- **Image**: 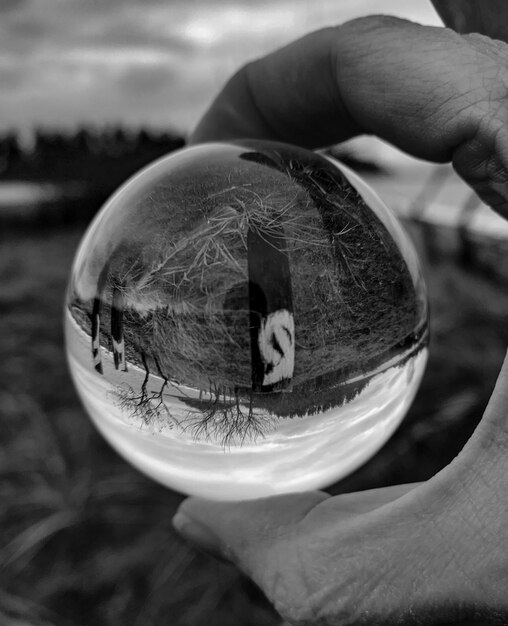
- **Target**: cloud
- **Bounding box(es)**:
[0,0,30,13]
[119,64,179,97]
[1,0,441,134]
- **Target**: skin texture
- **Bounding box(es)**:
[172,10,508,626]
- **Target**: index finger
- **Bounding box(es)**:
[190,24,360,149]
[189,15,508,216]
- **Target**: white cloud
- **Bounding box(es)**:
[62,47,179,68]
[1,0,442,134]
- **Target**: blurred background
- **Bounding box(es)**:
[1,1,508,625]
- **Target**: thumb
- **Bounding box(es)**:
[171,483,420,616]
[172,491,328,570]
[172,478,505,623]
[173,491,335,623]
[171,483,420,569]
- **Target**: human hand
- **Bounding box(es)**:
[174,16,508,625]
[189,15,508,219]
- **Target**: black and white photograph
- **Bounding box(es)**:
[2,1,508,624]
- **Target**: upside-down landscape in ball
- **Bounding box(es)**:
[65,140,429,500]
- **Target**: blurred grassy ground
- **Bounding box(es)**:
[1,220,507,626]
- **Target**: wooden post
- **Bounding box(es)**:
[91,263,109,374]
[247,227,295,392]
[111,284,126,371]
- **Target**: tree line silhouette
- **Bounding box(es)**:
[0,127,185,230]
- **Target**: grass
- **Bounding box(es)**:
[1,216,508,625]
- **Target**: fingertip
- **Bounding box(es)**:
[172,495,225,533]
[173,504,228,561]
[172,491,329,555]
[174,491,330,595]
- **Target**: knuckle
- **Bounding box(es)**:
[462,32,508,66]
[452,120,508,193]
[427,36,508,130]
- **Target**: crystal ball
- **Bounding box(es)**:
[65,140,429,500]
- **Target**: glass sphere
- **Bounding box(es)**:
[65,140,429,500]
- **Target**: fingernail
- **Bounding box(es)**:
[172,511,225,561]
